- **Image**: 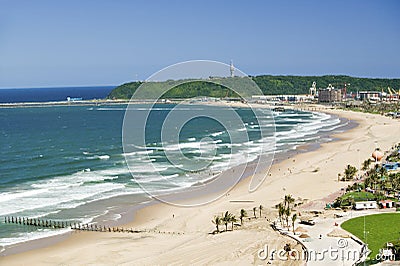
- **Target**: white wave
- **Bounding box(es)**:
[0,228,71,247]
[86,154,110,160]
[187,137,196,141]
[249,125,260,129]
[211,131,224,137]
[96,108,126,111]
[0,182,127,216]
[163,141,216,151]
[128,164,169,173]
[0,165,138,216]
[123,150,154,156]
[0,188,50,203]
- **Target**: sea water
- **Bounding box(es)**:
[0,91,345,249]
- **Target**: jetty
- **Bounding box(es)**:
[3,216,185,235]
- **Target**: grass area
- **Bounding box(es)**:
[341,213,400,261]
[335,191,377,207]
[341,191,376,201]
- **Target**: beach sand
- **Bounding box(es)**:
[2,106,399,265]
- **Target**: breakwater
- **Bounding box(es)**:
[3,216,184,235]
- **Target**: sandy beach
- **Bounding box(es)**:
[2,106,399,265]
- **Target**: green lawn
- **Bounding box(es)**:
[341,191,376,201]
[341,213,400,261]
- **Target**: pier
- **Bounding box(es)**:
[3,216,185,235]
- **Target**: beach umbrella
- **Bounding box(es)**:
[299,233,310,238]
[327,228,350,238]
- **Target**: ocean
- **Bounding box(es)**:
[0,86,114,103]
[0,87,346,251]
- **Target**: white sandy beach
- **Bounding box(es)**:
[2,106,400,265]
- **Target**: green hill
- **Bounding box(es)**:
[107,75,400,99]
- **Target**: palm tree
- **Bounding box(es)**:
[259,205,263,218]
[253,207,257,218]
[370,172,379,191]
[392,173,400,191]
[222,211,232,231]
[212,216,222,233]
[284,207,291,227]
[230,215,237,230]
[240,209,247,225]
[362,159,372,171]
[378,166,388,191]
[278,203,284,225]
[344,165,358,181]
[291,213,297,234]
[284,194,295,210]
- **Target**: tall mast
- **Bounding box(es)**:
[230,60,235,78]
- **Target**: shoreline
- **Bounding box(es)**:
[1,105,353,256]
[0,105,396,260]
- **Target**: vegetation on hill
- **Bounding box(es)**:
[107,75,400,99]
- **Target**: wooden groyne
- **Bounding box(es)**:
[4,216,71,229]
[3,216,185,235]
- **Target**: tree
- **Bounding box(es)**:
[259,205,263,218]
[240,209,247,225]
[278,203,284,225]
[284,207,291,228]
[222,211,232,232]
[292,213,297,234]
[378,166,387,189]
[370,171,379,190]
[230,215,237,231]
[109,75,400,99]
[343,165,358,181]
[212,216,222,233]
[284,195,295,210]
[362,159,372,171]
[253,207,257,218]
[391,173,400,191]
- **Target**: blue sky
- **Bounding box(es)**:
[0,0,399,88]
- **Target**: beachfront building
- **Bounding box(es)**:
[251,94,312,103]
[354,201,377,210]
[318,84,342,103]
[359,91,381,102]
[378,200,395,209]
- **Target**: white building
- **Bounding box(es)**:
[354,201,377,210]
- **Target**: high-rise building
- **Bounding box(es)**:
[318,84,342,103]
